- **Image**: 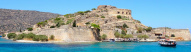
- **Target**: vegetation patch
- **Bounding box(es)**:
[101,16,105,18]
[7,33,17,39]
[100,34,107,40]
[117,15,122,19]
[91,23,100,29]
[137,35,149,39]
[50,35,55,40]
[27,28,33,31]
[64,14,75,18]
[66,18,75,24]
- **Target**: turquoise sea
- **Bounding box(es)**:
[0,38,191,52]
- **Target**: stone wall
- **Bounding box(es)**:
[31,26,97,42]
[152,28,191,40]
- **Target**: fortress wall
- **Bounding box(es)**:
[34,27,97,42]
[100,29,115,39]
[153,29,191,40]
[108,9,131,17]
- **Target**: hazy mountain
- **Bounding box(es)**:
[0,9,60,34]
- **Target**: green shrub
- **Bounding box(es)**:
[145,27,152,32]
[66,18,75,24]
[101,34,107,40]
[85,22,90,25]
[123,24,128,28]
[38,35,48,41]
[32,35,40,41]
[2,34,6,37]
[7,33,17,39]
[84,10,91,13]
[91,8,96,10]
[142,35,149,39]
[27,28,33,31]
[137,27,143,33]
[64,14,75,18]
[137,35,143,39]
[122,18,128,20]
[50,35,55,40]
[136,20,141,23]
[137,35,149,39]
[120,34,125,38]
[77,11,85,15]
[114,32,120,38]
[165,35,169,38]
[121,30,126,35]
[37,21,47,27]
[24,33,35,39]
[117,15,122,19]
[124,34,133,38]
[171,34,175,37]
[15,33,26,40]
[32,35,48,41]
[101,16,105,18]
[91,23,100,29]
[50,26,55,28]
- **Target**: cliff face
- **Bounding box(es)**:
[0,9,60,34]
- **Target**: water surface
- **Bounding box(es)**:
[0,38,191,52]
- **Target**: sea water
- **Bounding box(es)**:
[0,38,191,52]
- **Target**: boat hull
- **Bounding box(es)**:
[160,44,176,47]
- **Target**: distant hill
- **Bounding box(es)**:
[0,9,60,34]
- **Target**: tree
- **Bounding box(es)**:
[101,34,107,40]
[27,28,33,31]
[50,35,55,40]
[19,28,22,32]
[2,34,6,37]
[101,16,105,18]
[15,33,26,40]
[124,34,133,39]
[24,33,35,39]
[123,24,128,28]
[7,33,17,39]
[121,30,126,35]
[32,35,39,41]
[73,20,76,27]
[137,35,143,39]
[38,35,48,41]
[120,34,125,38]
[137,35,149,40]
[91,8,96,10]
[114,32,120,38]
[142,35,149,39]
[117,15,122,19]
[171,34,175,37]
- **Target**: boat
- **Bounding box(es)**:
[159,39,176,47]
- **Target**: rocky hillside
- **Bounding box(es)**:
[0,9,60,34]
[20,5,148,42]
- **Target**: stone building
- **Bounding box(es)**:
[96,5,132,19]
[151,28,190,41]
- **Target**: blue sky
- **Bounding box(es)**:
[0,0,191,31]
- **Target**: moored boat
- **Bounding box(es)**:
[159,39,176,47]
